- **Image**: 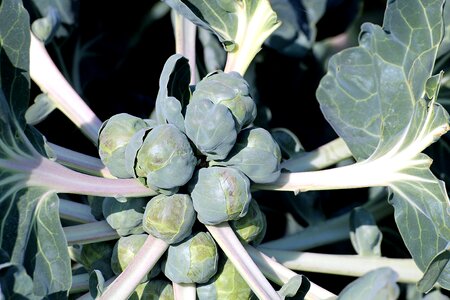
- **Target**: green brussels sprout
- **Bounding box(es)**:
[79,241,115,279]
[192,71,256,131]
[98,113,151,178]
[142,194,196,244]
[162,232,218,284]
[111,234,161,282]
[102,197,148,236]
[189,167,252,225]
[129,280,174,300]
[134,124,197,190]
[197,257,254,300]
[230,199,267,245]
[184,97,237,160]
[212,127,282,183]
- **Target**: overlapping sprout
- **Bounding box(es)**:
[91,55,283,296]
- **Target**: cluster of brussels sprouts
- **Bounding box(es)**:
[89,69,281,298]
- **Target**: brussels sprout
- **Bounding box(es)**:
[134,124,197,190]
[79,241,115,279]
[111,234,161,282]
[212,127,282,183]
[129,280,174,300]
[189,167,252,225]
[192,71,256,131]
[230,199,267,245]
[98,113,151,178]
[197,257,254,300]
[184,97,237,160]
[162,232,218,284]
[102,197,148,236]
[143,194,196,244]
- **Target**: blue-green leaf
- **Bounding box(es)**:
[0,2,71,294]
[349,207,382,257]
[316,0,450,289]
[0,0,30,123]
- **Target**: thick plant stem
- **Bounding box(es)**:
[70,273,90,294]
[244,243,337,300]
[260,193,392,250]
[64,220,119,245]
[59,199,97,223]
[30,33,102,144]
[173,282,196,300]
[260,249,423,283]
[99,235,169,300]
[206,223,281,300]
[281,138,352,172]
[49,142,113,178]
[173,11,197,84]
[26,156,156,197]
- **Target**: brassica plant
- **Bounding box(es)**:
[0,0,450,299]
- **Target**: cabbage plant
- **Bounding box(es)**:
[0,0,450,299]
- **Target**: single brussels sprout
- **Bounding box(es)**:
[192,71,257,131]
[111,234,161,282]
[143,194,196,244]
[98,113,151,178]
[184,98,237,160]
[212,127,282,183]
[134,124,197,190]
[230,199,267,245]
[79,241,115,279]
[162,232,218,284]
[197,257,254,300]
[129,280,174,300]
[102,197,148,236]
[189,167,252,225]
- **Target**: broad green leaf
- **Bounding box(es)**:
[0,4,71,294]
[163,0,280,74]
[416,243,450,293]
[265,0,327,57]
[437,0,450,58]
[316,0,450,289]
[0,0,30,123]
[317,0,445,161]
[338,267,400,300]
[155,54,191,133]
[0,92,72,296]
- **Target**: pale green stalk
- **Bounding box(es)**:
[99,235,169,300]
[64,220,119,245]
[59,199,97,223]
[281,138,352,172]
[30,33,102,144]
[223,1,280,75]
[70,273,90,294]
[244,243,337,300]
[173,282,196,300]
[206,223,281,300]
[261,249,423,283]
[25,156,156,197]
[173,11,197,84]
[49,142,113,178]
[260,192,392,250]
